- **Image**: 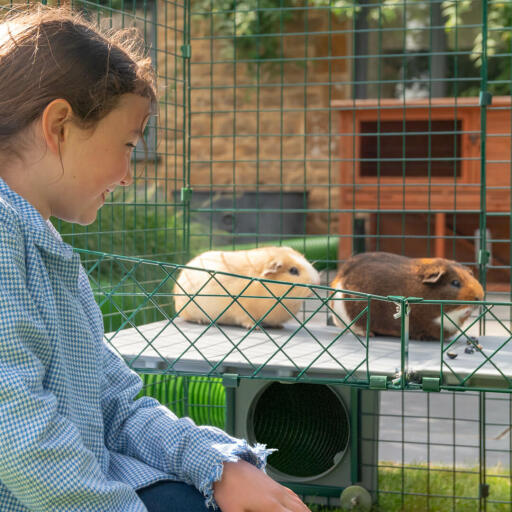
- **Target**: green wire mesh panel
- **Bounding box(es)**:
[22,0,512,508]
[250,382,350,479]
[82,250,512,393]
[374,390,512,512]
[185,0,512,332]
[45,0,191,275]
[37,0,512,333]
[30,0,511,330]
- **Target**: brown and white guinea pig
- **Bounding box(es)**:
[174,246,321,329]
[329,252,484,341]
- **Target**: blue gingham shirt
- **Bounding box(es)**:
[0,178,270,511]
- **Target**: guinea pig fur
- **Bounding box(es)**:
[330,252,484,341]
[174,246,321,329]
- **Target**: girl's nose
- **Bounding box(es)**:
[120,167,134,187]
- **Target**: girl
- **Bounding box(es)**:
[0,5,310,512]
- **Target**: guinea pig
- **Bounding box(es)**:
[174,246,321,329]
[329,252,484,341]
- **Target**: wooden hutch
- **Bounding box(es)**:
[331,97,512,282]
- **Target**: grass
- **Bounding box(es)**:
[305,464,512,511]
[374,463,511,512]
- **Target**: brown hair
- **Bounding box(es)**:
[0,5,157,162]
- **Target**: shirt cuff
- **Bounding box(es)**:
[200,440,275,509]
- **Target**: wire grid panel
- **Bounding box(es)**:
[40,0,191,268]
[373,390,512,512]
[185,0,512,328]
[32,0,512,326]
[38,0,512,326]
[82,250,512,393]
[86,250,378,383]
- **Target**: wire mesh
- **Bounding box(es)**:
[30,0,192,268]
[19,0,512,508]
[372,390,512,512]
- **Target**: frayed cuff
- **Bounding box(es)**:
[201,440,275,509]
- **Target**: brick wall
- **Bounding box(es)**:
[157,1,352,235]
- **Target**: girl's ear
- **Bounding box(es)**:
[41,99,73,155]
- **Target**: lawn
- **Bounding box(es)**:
[307,464,512,511]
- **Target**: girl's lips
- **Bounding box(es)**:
[102,188,114,202]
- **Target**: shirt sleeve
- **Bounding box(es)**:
[99,327,273,509]
[0,225,147,512]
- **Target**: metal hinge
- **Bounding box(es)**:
[369,375,387,390]
[422,377,440,392]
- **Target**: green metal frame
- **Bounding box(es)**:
[19,0,512,508]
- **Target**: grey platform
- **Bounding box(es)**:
[106,318,512,389]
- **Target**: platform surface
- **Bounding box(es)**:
[105,317,512,389]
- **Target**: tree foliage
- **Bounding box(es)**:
[194,0,512,96]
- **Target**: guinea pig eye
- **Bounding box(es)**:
[289,266,299,276]
[451,279,461,288]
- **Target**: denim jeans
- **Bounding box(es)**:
[136,480,212,512]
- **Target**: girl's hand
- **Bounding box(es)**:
[213,460,310,512]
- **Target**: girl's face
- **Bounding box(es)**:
[51,93,150,225]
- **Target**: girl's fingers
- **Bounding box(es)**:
[283,487,310,511]
[281,492,310,511]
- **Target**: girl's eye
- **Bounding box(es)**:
[126,143,136,149]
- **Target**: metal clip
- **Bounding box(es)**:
[180,45,191,59]
[393,301,410,320]
[180,187,193,202]
[479,91,493,107]
[478,249,490,265]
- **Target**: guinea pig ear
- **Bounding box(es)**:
[421,266,446,284]
[262,260,283,277]
[463,265,474,276]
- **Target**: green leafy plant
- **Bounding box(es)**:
[194,0,294,64]
[443,1,512,95]
[195,0,512,97]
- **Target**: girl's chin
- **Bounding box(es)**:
[75,216,98,226]
[74,206,101,226]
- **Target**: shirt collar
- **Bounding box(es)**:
[0,178,74,259]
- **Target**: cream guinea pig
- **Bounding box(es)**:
[329,252,484,341]
[174,246,321,329]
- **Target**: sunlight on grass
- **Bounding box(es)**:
[306,463,511,512]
